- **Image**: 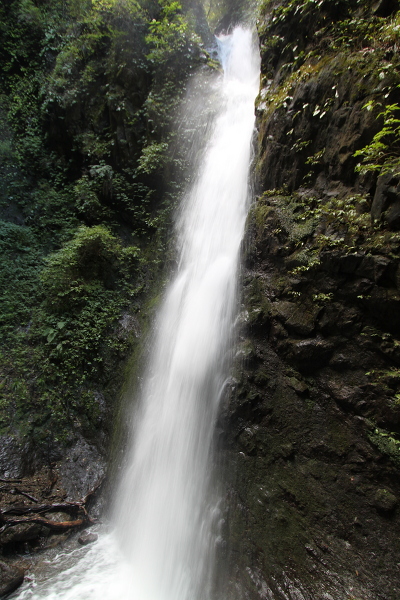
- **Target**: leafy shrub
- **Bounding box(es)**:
[137,141,168,174]
[41,225,138,312]
[355,101,400,176]
[146,0,191,65]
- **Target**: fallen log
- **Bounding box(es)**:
[0,476,104,541]
[0,514,94,534]
[0,478,104,539]
[3,502,84,516]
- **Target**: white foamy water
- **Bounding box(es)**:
[13,26,260,600]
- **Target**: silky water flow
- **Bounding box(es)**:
[13,26,260,600]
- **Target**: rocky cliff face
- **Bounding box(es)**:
[222,0,400,598]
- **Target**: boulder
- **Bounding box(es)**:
[58,439,105,504]
[272,301,319,336]
[0,561,24,598]
[0,436,25,479]
[78,531,98,546]
[357,254,391,282]
[284,337,334,372]
[373,488,398,513]
[371,172,400,226]
[386,200,400,230]
[0,523,43,548]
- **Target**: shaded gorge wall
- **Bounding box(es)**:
[220,0,400,598]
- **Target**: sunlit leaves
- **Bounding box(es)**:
[355,101,400,176]
[145,0,190,64]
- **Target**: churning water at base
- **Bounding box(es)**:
[13,27,260,600]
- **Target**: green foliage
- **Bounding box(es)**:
[73,175,112,224]
[355,101,400,176]
[258,0,400,102]
[18,0,42,25]
[255,56,330,118]
[327,16,383,50]
[138,141,169,174]
[27,183,80,244]
[0,0,204,445]
[0,223,142,437]
[0,220,42,341]
[305,149,324,166]
[312,292,333,303]
[368,425,400,467]
[146,0,192,65]
[41,225,138,312]
[256,190,400,267]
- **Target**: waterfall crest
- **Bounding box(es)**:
[13,26,260,600]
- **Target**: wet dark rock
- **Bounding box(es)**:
[337,254,363,274]
[318,304,360,335]
[270,320,289,341]
[58,439,105,503]
[285,376,308,394]
[78,532,98,546]
[371,172,398,221]
[0,524,43,549]
[372,488,398,512]
[328,351,357,370]
[386,200,400,229]
[238,428,258,455]
[0,437,25,479]
[272,301,319,336]
[357,254,392,283]
[39,532,70,551]
[118,313,141,339]
[324,379,363,408]
[373,0,399,17]
[273,442,295,460]
[283,337,334,372]
[229,0,400,597]
[371,172,400,228]
[0,561,24,597]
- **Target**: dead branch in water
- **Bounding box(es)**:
[0,477,105,536]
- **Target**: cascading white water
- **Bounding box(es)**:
[13,26,260,600]
[114,26,260,600]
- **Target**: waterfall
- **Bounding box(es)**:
[13,26,260,600]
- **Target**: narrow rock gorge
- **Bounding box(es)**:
[1,0,400,598]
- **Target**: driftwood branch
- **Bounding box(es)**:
[0,514,94,534]
[0,479,39,502]
[3,502,83,516]
[0,477,104,536]
[9,488,39,503]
